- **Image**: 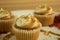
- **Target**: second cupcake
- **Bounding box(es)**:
[34,5,55,26]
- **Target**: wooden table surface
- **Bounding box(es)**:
[0,0,60,12]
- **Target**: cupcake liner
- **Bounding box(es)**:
[0,17,16,33]
[12,26,40,40]
[34,13,55,26]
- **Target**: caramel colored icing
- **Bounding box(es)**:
[15,15,41,29]
[35,5,53,15]
[0,8,12,19]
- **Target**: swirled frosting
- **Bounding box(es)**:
[0,8,11,19]
[35,5,53,15]
[16,15,41,29]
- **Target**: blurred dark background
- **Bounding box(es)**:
[0,0,60,12]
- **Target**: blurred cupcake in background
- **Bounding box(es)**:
[34,5,55,26]
[12,15,42,40]
[0,8,16,33]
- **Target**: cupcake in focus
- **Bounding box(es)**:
[0,8,16,33]
[34,5,55,26]
[12,15,42,40]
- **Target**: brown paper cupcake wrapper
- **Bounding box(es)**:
[12,26,40,40]
[0,17,16,33]
[34,13,55,26]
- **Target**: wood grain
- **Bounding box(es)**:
[0,0,60,12]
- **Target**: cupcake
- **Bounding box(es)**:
[0,8,16,33]
[34,5,55,26]
[12,15,42,40]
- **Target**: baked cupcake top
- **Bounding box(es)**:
[15,15,41,29]
[0,8,12,20]
[35,5,53,15]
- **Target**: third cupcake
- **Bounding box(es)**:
[0,8,16,33]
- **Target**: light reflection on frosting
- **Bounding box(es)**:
[35,5,53,15]
[16,15,40,28]
[0,8,11,19]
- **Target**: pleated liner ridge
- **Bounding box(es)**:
[0,17,16,33]
[12,26,40,40]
